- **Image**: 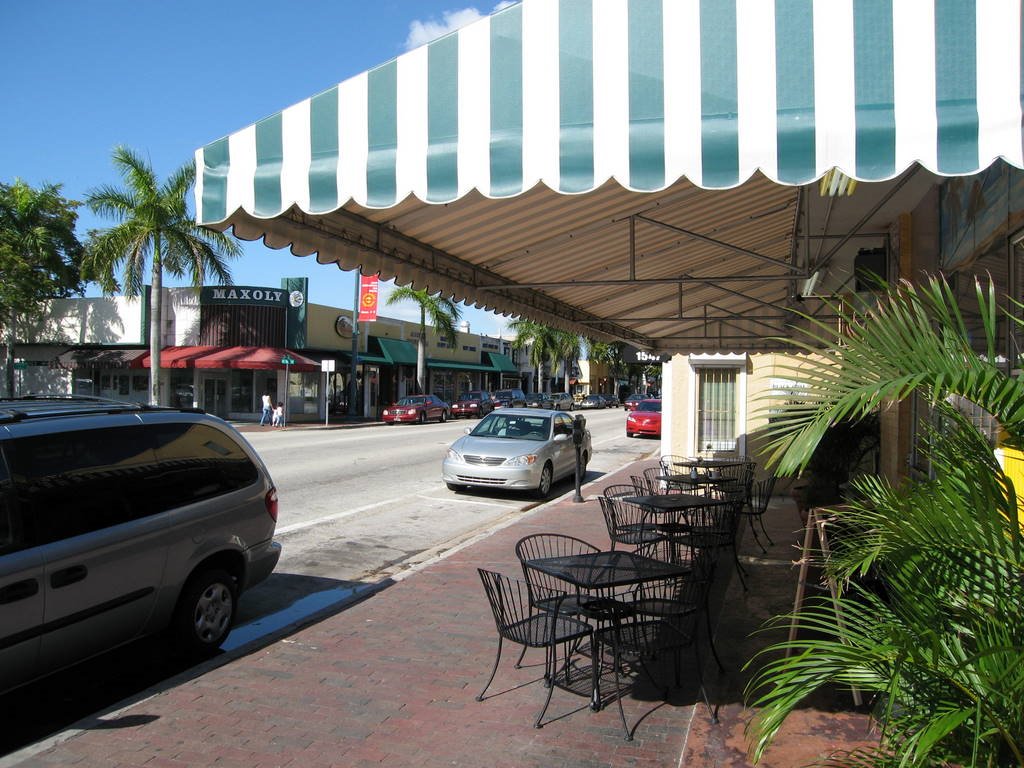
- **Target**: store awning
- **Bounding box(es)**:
[428,359,495,372]
[194,346,320,372]
[54,347,148,370]
[374,337,418,365]
[140,346,219,369]
[195,1,1024,352]
[138,346,318,371]
[484,352,518,373]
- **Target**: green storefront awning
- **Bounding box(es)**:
[376,337,418,365]
[427,359,494,372]
[485,352,517,373]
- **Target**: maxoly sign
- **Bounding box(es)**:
[201,286,288,306]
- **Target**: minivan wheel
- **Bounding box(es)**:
[536,463,553,499]
[172,568,237,654]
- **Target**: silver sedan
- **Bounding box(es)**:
[441,408,592,498]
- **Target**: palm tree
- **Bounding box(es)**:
[385,286,461,394]
[587,340,626,393]
[84,146,241,405]
[509,319,564,392]
[0,179,84,396]
[745,275,1024,767]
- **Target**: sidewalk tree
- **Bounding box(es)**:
[746,275,1024,767]
[83,146,241,405]
[0,179,84,397]
[385,286,461,394]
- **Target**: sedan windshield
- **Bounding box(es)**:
[396,397,426,406]
[636,401,661,412]
[470,413,551,441]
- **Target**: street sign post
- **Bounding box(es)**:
[321,359,335,425]
[281,356,295,426]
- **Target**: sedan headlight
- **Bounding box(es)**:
[446,448,463,462]
[504,453,538,467]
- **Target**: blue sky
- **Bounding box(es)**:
[1,1,515,336]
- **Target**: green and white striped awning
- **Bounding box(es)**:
[195,0,1024,352]
[197,0,1021,220]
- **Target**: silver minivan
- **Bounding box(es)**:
[0,397,281,694]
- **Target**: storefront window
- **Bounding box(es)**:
[696,367,737,453]
[289,371,320,415]
[169,371,194,408]
[230,369,253,413]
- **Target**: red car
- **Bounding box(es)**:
[382,395,450,424]
[625,398,662,438]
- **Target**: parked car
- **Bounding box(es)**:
[524,392,555,409]
[450,390,494,419]
[442,408,591,498]
[0,396,281,695]
[549,392,574,411]
[625,398,662,438]
[491,388,527,409]
[600,393,621,407]
[382,394,450,424]
[623,392,646,411]
[577,394,605,410]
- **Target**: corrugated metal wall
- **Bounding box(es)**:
[200,306,284,346]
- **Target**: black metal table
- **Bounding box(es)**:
[523,551,692,709]
[658,472,732,493]
[621,492,725,512]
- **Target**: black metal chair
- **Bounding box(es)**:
[677,497,748,592]
[594,572,718,740]
[515,533,601,616]
[636,538,725,672]
[740,476,777,553]
[598,495,663,550]
[476,569,594,729]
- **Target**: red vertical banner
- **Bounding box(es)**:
[358,275,379,322]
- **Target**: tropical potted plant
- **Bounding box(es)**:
[745,275,1024,767]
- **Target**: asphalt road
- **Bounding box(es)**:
[0,406,658,758]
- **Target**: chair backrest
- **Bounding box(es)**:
[603,483,637,498]
[642,465,668,493]
[598,494,660,549]
[750,475,777,514]
[478,568,533,634]
[658,454,688,473]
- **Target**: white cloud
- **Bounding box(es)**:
[403,3,519,51]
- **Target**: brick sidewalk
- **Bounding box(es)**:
[2,460,874,767]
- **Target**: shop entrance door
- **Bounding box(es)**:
[203,378,229,419]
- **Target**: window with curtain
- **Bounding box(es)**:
[696,367,737,452]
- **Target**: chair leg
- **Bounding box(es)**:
[757,514,774,546]
[534,645,557,728]
[477,636,504,701]
[731,543,748,591]
[703,601,726,673]
[514,644,528,669]
[747,515,767,554]
[692,642,719,723]
[608,638,633,741]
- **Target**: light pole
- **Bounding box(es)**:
[347,271,360,419]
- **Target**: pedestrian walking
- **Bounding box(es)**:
[272,401,284,428]
[259,392,273,425]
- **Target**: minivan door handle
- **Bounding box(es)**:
[50,565,88,589]
[0,578,40,604]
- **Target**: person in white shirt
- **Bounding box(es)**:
[259,392,273,426]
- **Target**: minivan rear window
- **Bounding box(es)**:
[7,423,259,546]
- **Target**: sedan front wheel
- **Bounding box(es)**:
[535,463,553,499]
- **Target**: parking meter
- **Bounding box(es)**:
[572,415,586,502]
[572,415,586,445]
